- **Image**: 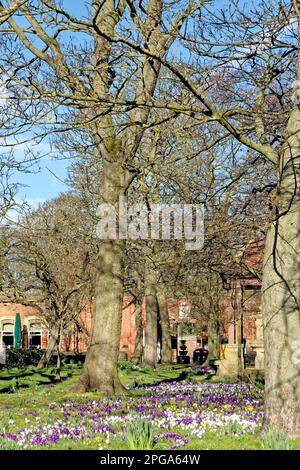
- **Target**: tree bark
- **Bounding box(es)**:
[262,107,300,436]
[236,286,243,377]
[55,323,64,380]
[157,287,172,364]
[143,265,158,368]
[71,159,127,395]
[207,313,220,361]
[37,327,59,368]
[207,272,220,362]
[131,300,144,365]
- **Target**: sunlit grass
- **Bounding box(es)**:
[0,363,299,450]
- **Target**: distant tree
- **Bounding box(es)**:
[3,194,95,378]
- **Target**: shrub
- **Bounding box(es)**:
[126,420,154,450]
[190,366,216,376]
[5,348,44,368]
[262,429,293,450]
[254,379,265,390]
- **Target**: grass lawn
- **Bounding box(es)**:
[0,362,299,450]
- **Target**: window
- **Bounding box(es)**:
[243,286,261,301]
[1,322,14,349]
[29,322,42,349]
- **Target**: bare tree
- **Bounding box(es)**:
[96,0,299,433]
[3,193,94,377]
[1,0,297,434]
[0,0,204,394]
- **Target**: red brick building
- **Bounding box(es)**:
[0,296,137,358]
[0,296,201,361]
[0,239,264,363]
[220,238,264,346]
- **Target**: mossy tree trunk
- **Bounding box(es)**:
[207,272,221,362]
[262,107,300,436]
[157,286,172,364]
[132,299,144,365]
[143,264,158,368]
[72,159,127,395]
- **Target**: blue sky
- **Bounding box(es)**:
[5,0,90,208]
[13,155,70,207]
[4,0,260,209]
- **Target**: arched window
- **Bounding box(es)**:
[1,321,14,349]
[28,322,42,349]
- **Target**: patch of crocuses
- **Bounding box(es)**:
[190,365,216,374]
[0,382,264,449]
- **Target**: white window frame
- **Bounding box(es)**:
[28,321,43,349]
[1,320,14,350]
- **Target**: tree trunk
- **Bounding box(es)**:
[131,300,144,365]
[157,287,172,364]
[71,160,127,395]
[55,323,63,381]
[55,350,61,381]
[207,272,220,362]
[207,313,220,361]
[262,108,300,436]
[70,0,165,395]
[37,327,59,368]
[236,290,243,377]
[72,237,125,394]
[143,265,158,368]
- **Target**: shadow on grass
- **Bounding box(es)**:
[130,369,214,389]
[128,365,218,390]
[0,368,67,393]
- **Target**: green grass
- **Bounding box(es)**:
[0,362,299,450]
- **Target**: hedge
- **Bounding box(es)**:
[5,348,44,368]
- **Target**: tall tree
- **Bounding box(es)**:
[110,0,299,433]
[0,0,201,394]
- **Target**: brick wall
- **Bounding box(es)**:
[0,290,262,355]
[0,303,48,350]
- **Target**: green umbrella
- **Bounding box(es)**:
[14,312,22,349]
